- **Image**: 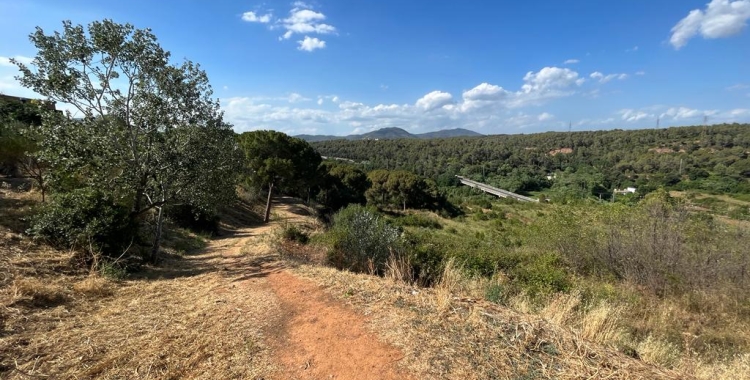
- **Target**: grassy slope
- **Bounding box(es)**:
[2,183,747,379]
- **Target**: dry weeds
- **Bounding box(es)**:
[289,263,689,380]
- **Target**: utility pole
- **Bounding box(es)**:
[703,115,708,125]
[656,116,660,129]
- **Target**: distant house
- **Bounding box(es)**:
[614,187,637,194]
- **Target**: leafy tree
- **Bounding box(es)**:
[0,98,47,198]
[316,162,370,211]
[14,19,240,262]
[366,169,437,210]
[238,130,321,222]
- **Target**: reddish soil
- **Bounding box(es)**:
[266,270,412,380]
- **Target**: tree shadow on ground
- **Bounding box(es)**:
[132,197,308,282]
[0,185,37,233]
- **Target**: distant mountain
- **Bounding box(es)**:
[417,128,483,139]
[295,127,482,142]
[294,134,341,142]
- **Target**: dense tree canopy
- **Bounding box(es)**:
[238,130,321,222]
[311,124,750,200]
[14,19,241,261]
[315,162,370,211]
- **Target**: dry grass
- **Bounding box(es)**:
[289,263,688,379]
[637,335,680,367]
[539,291,581,326]
[0,190,281,379]
[384,252,414,285]
[579,302,627,346]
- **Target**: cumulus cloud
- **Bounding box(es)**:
[538,112,554,121]
[220,67,585,134]
[590,71,629,83]
[670,0,750,49]
[240,3,337,52]
[415,91,454,111]
[221,91,750,135]
[297,36,326,51]
[619,109,653,122]
[521,67,582,93]
[463,83,509,102]
[661,106,718,120]
[241,11,272,23]
[287,92,310,102]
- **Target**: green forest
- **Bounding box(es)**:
[311,124,750,202]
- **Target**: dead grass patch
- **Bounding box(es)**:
[289,263,687,379]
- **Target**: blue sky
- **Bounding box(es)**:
[0,0,748,136]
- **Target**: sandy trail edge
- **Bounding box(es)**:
[222,197,413,380]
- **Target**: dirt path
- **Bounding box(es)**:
[218,198,412,379]
[1,197,411,379]
[267,271,409,379]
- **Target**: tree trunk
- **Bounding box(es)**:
[264,182,274,223]
[403,199,406,211]
[132,173,149,217]
[150,206,164,263]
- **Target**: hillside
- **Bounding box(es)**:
[310,123,750,200]
[296,127,482,142]
[0,186,709,379]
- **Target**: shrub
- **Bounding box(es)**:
[28,188,136,258]
[281,224,309,244]
[326,205,401,274]
[164,204,220,235]
[392,213,442,229]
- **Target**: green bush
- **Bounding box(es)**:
[281,224,309,244]
[165,204,219,235]
[392,213,442,229]
[28,188,136,258]
[326,205,401,274]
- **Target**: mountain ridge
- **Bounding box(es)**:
[295,127,482,142]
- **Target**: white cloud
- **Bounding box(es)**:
[415,90,453,111]
[224,67,713,135]
[339,101,365,110]
[463,83,509,101]
[288,92,310,103]
[727,83,749,90]
[670,0,750,49]
[619,109,653,122]
[590,71,629,83]
[240,3,337,52]
[626,46,639,52]
[538,112,554,121]
[563,59,580,64]
[241,11,272,23]
[635,71,646,76]
[661,106,718,120]
[220,91,750,135]
[280,5,337,40]
[0,55,33,66]
[297,36,326,51]
[521,67,582,93]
